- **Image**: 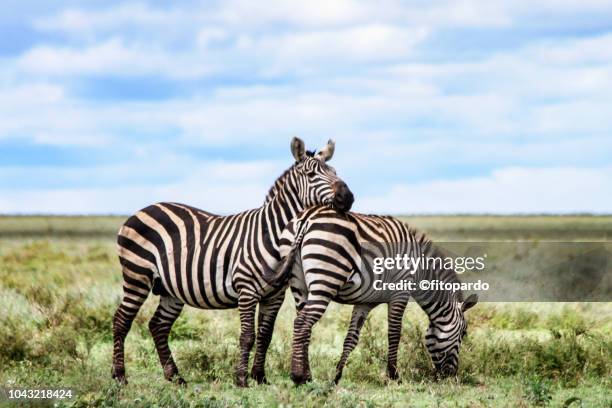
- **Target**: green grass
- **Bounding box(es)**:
[1,216,611,407]
[3,214,611,240]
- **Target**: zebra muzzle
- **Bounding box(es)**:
[332,181,354,212]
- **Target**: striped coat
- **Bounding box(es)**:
[111,138,354,387]
[266,206,478,384]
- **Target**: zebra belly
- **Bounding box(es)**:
[153,241,240,309]
[119,203,246,309]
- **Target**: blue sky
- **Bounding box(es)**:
[1,0,611,214]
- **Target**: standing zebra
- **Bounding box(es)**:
[111,138,354,387]
[264,206,478,384]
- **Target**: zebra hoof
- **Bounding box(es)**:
[165,370,186,386]
[111,367,128,385]
[387,367,400,381]
[251,370,268,385]
[290,371,311,386]
[235,374,249,388]
[172,376,187,386]
[334,373,342,385]
[115,376,128,386]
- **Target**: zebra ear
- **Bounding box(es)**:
[291,136,306,161]
[317,139,335,162]
[461,294,478,312]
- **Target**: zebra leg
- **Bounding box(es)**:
[290,297,334,385]
[290,276,307,312]
[334,304,374,384]
[148,296,186,384]
[235,294,258,387]
[112,267,152,385]
[387,297,409,380]
[250,291,285,384]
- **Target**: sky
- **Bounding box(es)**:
[1,0,611,215]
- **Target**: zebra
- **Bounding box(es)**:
[111,137,354,387]
[263,205,478,385]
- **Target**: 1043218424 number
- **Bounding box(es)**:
[2,388,74,401]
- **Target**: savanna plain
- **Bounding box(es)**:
[0,216,610,407]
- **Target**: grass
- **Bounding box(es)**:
[0,216,611,407]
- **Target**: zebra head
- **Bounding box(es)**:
[288,137,354,212]
[425,293,478,377]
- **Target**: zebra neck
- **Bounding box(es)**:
[412,288,458,324]
[260,188,303,249]
[412,264,461,323]
[405,233,462,322]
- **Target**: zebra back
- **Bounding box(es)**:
[277,205,478,376]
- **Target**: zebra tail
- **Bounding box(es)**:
[262,221,307,288]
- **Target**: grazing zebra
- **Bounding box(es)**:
[111,137,354,387]
[264,206,478,384]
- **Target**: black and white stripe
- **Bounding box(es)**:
[111,137,354,387]
[266,206,478,384]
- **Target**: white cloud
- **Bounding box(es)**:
[0,160,284,215]
[4,165,609,215]
[0,83,64,104]
[30,0,612,43]
[1,1,611,214]
[4,29,612,147]
[32,3,181,34]
[16,38,215,79]
[355,167,612,214]
[0,185,266,215]
[3,29,612,150]
[16,24,427,80]
[529,33,612,66]
[246,24,429,70]
[31,1,501,35]
[16,2,612,85]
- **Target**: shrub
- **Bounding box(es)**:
[523,375,553,406]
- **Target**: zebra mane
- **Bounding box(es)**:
[264,166,294,204]
[406,224,465,302]
[264,151,317,204]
